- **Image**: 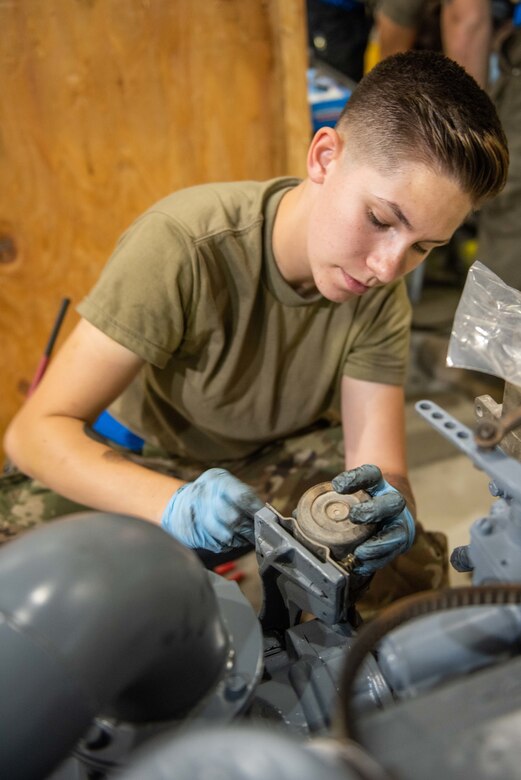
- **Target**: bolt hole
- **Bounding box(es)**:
[84,727,112,752]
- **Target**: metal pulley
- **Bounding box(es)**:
[293,481,375,565]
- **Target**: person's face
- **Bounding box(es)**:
[305,130,473,303]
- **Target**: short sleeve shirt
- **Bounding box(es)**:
[78,178,411,461]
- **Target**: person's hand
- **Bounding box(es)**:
[332,464,415,576]
[160,468,264,553]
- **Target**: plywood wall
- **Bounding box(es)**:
[0,0,311,452]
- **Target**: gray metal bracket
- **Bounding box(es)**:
[415,400,521,504]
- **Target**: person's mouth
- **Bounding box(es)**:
[339,269,370,295]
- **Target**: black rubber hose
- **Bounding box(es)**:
[0,512,230,780]
[338,584,521,741]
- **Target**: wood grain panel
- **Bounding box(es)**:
[0,0,310,454]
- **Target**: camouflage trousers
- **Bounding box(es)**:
[0,420,448,612]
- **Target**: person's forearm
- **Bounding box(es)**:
[441,0,492,88]
[382,471,417,520]
[5,414,182,524]
[375,12,417,59]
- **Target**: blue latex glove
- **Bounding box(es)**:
[161,468,264,553]
[332,464,416,576]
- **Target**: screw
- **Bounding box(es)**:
[476,421,497,440]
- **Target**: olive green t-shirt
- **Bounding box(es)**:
[78,178,411,462]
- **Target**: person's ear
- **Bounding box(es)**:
[307,127,344,183]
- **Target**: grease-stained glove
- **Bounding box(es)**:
[161,468,264,553]
[332,464,416,576]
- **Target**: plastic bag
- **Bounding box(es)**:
[447,261,521,384]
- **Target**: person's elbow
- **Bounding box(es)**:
[3,402,48,477]
[3,412,28,471]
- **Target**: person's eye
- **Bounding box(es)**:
[412,243,429,255]
[367,210,389,229]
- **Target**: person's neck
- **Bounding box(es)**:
[272,182,317,297]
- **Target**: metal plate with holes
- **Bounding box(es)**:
[416,400,521,504]
[294,481,374,561]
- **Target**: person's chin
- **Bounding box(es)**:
[319,284,358,304]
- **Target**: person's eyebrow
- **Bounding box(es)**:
[376,197,450,244]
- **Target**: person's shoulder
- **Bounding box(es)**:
[141,178,300,240]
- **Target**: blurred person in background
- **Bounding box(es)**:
[373,0,492,87]
[477,1,521,288]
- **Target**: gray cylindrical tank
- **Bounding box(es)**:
[0,512,230,780]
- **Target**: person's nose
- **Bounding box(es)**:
[366,242,408,285]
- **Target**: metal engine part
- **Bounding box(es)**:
[255,492,374,632]
[0,513,263,780]
[293,482,373,564]
[117,724,359,780]
[15,425,521,780]
[341,399,521,780]
[251,491,391,739]
[415,399,521,584]
[475,382,521,459]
